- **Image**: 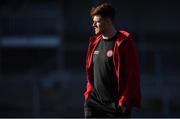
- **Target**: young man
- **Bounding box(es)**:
[84,3,141,118]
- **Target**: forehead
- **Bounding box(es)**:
[93,15,103,21]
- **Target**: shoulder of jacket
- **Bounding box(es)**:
[119,30,130,38]
[116,30,132,46]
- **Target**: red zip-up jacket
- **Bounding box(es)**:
[84,30,141,110]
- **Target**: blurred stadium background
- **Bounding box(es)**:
[0,0,180,117]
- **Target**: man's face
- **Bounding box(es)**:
[92,15,106,35]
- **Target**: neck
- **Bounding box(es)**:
[102,26,117,40]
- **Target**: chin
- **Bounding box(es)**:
[95,31,101,35]
[95,32,98,35]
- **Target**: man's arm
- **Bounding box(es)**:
[119,36,141,110]
[84,79,93,101]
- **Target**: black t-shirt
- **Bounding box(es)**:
[88,32,119,107]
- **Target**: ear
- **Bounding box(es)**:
[105,18,113,25]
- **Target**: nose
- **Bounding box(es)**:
[92,22,96,27]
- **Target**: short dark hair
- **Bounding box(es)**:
[90,3,116,21]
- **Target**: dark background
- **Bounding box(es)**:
[0,0,180,117]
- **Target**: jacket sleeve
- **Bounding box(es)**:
[84,37,94,101]
[84,77,93,101]
[119,36,141,110]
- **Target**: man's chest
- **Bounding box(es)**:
[93,40,115,63]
